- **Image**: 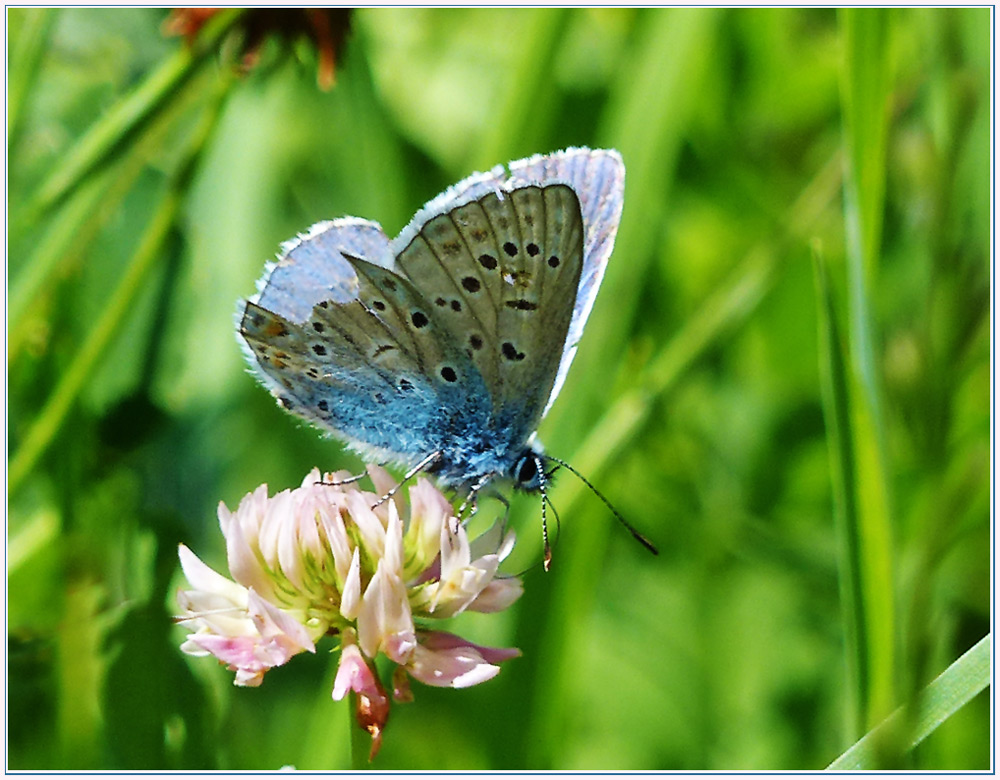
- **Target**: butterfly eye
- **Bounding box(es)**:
[512,451,541,490]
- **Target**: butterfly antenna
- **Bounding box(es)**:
[542,455,659,556]
[533,455,554,571]
[543,491,563,550]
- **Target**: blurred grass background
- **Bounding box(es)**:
[6,7,991,770]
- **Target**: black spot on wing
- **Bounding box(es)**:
[501,342,525,361]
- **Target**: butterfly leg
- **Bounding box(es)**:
[457,490,478,522]
[457,472,495,523]
[493,490,513,540]
[316,469,370,487]
[315,457,398,489]
[370,450,442,509]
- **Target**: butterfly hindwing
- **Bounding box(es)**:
[345,253,490,398]
[241,252,483,469]
[254,218,396,323]
[240,300,438,464]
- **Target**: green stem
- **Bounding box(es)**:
[813,246,867,734]
[548,152,842,532]
[8,74,234,494]
[19,8,243,222]
[548,7,719,443]
[838,7,897,731]
[8,74,197,360]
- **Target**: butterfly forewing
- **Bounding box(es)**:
[395,183,583,439]
[489,185,583,435]
[509,149,624,416]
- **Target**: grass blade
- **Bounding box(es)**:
[7,7,58,143]
[827,635,991,769]
[19,8,243,221]
[552,8,721,442]
[471,8,570,169]
[525,12,722,764]
[547,152,842,535]
[8,76,196,360]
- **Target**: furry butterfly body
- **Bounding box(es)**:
[239,148,624,493]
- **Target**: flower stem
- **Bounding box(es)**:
[348,692,369,769]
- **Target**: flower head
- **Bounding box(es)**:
[164,8,352,90]
[176,466,522,759]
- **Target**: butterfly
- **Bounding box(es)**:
[238,147,656,566]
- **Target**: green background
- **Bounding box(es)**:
[7,7,991,770]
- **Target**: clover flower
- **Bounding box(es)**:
[176,466,522,760]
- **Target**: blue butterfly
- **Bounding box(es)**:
[238,147,655,565]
